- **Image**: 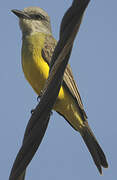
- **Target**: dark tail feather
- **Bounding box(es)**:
[81,121,108,174]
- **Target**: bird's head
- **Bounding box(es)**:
[11,7,52,36]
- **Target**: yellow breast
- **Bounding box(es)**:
[22,32,65,98]
[22,33,49,94]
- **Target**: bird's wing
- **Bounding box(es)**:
[42,34,87,119]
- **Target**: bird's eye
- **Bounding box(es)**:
[31,14,45,20]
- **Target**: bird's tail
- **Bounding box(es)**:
[81,121,108,174]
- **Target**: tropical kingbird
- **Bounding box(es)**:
[12,7,108,174]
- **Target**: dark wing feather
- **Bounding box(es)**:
[42,34,87,119]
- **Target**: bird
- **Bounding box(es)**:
[12,6,108,174]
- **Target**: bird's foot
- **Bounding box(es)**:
[31,109,35,114]
[37,90,43,102]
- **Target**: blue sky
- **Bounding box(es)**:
[0,0,116,179]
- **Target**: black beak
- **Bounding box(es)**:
[11,9,31,19]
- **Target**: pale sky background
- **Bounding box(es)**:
[0,0,116,179]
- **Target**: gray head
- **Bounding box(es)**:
[12,7,52,36]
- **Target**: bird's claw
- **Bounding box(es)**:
[37,90,43,101]
[31,109,35,114]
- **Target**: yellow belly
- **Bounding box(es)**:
[22,33,83,131]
